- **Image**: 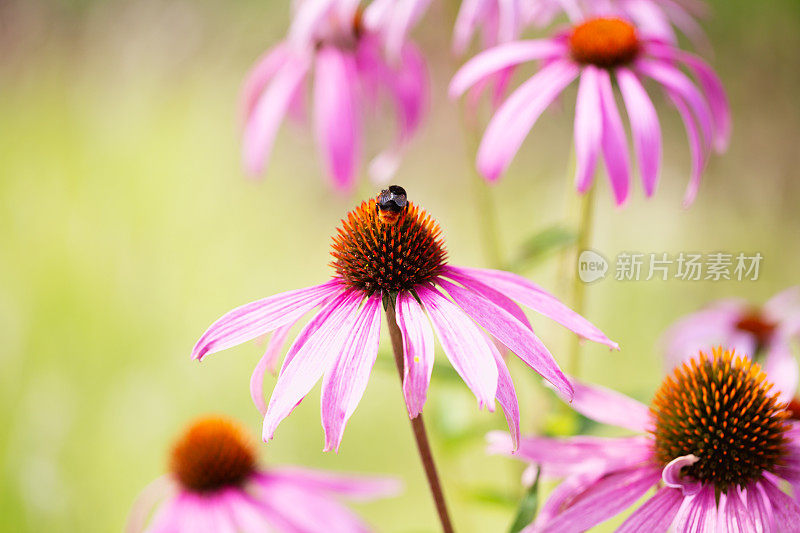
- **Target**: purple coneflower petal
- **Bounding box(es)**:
[222,492,272,533]
[396,292,435,418]
[381,0,431,63]
[597,68,631,206]
[321,294,382,452]
[449,39,567,99]
[573,66,602,194]
[192,280,342,361]
[288,0,337,50]
[266,467,401,501]
[661,307,739,370]
[250,321,296,415]
[567,379,652,432]
[646,43,730,150]
[765,286,800,321]
[452,0,485,54]
[449,266,617,348]
[759,477,800,530]
[658,0,713,53]
[314,46,361,191]
[416,285,499,410]
[530,471,602,531]
[127,476,174,533]
[489,336,521,448]
[263,290,362,441]
[240,44,290,123]
[438,278,572,401]
[616,486,683,533]
[717,488,754,532]
[442,267,531,328]
[537,465,661,532]
[673,482,716,532]
[636,59,713,152]
[744,483,774,531]
[242,54,311,176]
[667,91,705,207]
[662,454,700,494]
[617,68,662,197]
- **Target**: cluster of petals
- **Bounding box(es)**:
[488,375,800,532]
[662,286,800,402]
[450,16,730,206]
[241,0,429,190]
[128,464,398,533]
[192,266,617,452]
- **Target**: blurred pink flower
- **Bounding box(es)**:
[450,16,730,206]
[662,287,800,402]
[489,349,800,532]
[241,1,428,191]
[192,187,617,452]
[126,416,399,533]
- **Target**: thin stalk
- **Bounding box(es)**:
[385,303,455,533]
[567,186,596,377]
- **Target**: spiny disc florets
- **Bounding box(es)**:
[569,18,640,68]
[651,348,789,492]
[170,416,257,493]
[330,186,447,294]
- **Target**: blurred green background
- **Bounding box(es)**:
[1,0,799,531]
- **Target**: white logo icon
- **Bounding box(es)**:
[578,250,608,283]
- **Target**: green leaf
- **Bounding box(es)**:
[511,225,577,271]
[508,466,541,533]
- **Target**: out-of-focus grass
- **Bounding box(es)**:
[0,0,799,531]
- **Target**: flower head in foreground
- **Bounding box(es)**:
[489,348,800,532]
[241,1,428,190]
[126,416,399,533]
[450,16,730,207]
[192,186,617,451]
[663,287,800,402]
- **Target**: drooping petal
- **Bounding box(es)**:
[538,466,662,532]
[416,285,499,410]
[717,488,755,533]
[573,66,602,194]
[645,42,730,151]
[222,492,274,533]
[567,379,652,432]
[597,68,631,206]
[252,474,372,533]
[660,306,740,371]
[250,321,296,415]
[437,278,572,401]
[242,55,311,176]
[127,476,175,533]
[765,286,800,322]
[381,0,431,63]
[489,336,521,448]
[667,90,706,207]
[288,0,337,50]
[617,67,662,197]
[672,482,717,532]
[321,294,382,452]
[266,467,401,501]
[745,483,773,531]
[475,60,579,181]
[396,291,435,418]
[240,44,290,123]
[314,46,361,191]
[262,290,363,441]
[636,59,713,152]
[532,471,605,530]
[616,486,683,533]
[449,266,617,348]
[449,39,567,98]
[192,280,342,361]
[762,338,799,401]
[442,266,531,328]
[488,432,653,478]
[759,478,800,531]
[452,0,486,54]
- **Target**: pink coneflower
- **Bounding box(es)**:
[126,416,399,533]
[192,186,617,452]
[489,348,800,532]
[663,287,800,402]
[450,16,730,207]
[241,2,428,190]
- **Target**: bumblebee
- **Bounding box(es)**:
[377,185,408,225]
